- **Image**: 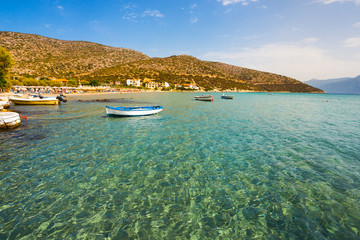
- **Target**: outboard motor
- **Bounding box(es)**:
[56,94,67,103]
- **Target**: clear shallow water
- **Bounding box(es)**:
[1,92,360,239]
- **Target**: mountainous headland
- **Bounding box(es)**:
[0,31,323,93]
[305,76,360,94]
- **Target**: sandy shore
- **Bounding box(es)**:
[0,90,154,99]
[0,89,261,99]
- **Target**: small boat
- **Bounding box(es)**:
[106,106,163,117]
[194,95,214,101]
[195,98,214,101]
[221,94,234,99]
[0,112,21,130]
[194,95,212,99]
[9,96,59,105]
[0,97,10,109]
[9,94,67,105]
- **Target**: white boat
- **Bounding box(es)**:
[0,112,21,130]
[106,106,163,117]
[9,96,59,105]
[194,94,212,99]
[0,97,10,109]
[194,95,214,101]
[221,94,234,99]
[9,94,67,105]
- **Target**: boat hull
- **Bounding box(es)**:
[9,97,59,105]
[0,97,10,109]
[195,98,214,101]
[106,106,163,117]
[194,95,214,101]
[221,96,234,99]
[0,112,21,130]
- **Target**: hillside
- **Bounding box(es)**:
[305,76,360,94]
[0,31,149,78]
[86,55,322,92]
[0,31,323,92]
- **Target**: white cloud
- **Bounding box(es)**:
[203,43,360,81]
[142,9,164,18]
[343,37,360,47]
[190,4,198,9]
[44,24,52,28]
[217,0,257,6]
[190,17,199,23]
[122,9,164,21]
[317,0,360,4]
[353,22,360,28]
[121,3,137,10]
[122,12,138,20]
[57,5,64,10]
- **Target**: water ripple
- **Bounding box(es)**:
[1,93,359,239]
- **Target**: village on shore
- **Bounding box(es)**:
[5,76,202,95]
[2,76,256,97]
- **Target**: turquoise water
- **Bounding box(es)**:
[1,92,360,239]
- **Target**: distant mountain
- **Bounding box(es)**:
[0,31,323,92]
[304,76,360,94]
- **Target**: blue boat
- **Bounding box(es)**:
[106,106,163,117]
[221,94,234,99]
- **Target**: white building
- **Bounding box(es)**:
[145,82,159,89]
[161,82,170,88]
[126,79,141,87]
[183,84,199,90]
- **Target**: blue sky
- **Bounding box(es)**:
[1,0,360,81]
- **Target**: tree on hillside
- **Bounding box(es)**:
[0,47,14,91]
[67,79,79,87]
[89,79,99,87]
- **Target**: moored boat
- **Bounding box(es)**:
[195,97,214,101]
[0,97,10,109]
[106,106,163,117]
[194,95,212,99]
[194,95,214,101]
[221,94,234,99]
[9,94,67,105]
[9,96,59,105]
[0,112,21,130]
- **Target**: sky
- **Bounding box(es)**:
[1,0,360,81]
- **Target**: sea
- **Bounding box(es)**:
[1,92,359,239]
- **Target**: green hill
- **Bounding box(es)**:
[86,55,321,92]
[0,31,323,92]
[0,31,149,78]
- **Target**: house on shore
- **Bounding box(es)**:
[145,81,159,89]
[161,82,170,88]
[183,84,199,90]
[126,79,141,87]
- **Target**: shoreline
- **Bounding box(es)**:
[0,89,325,99]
